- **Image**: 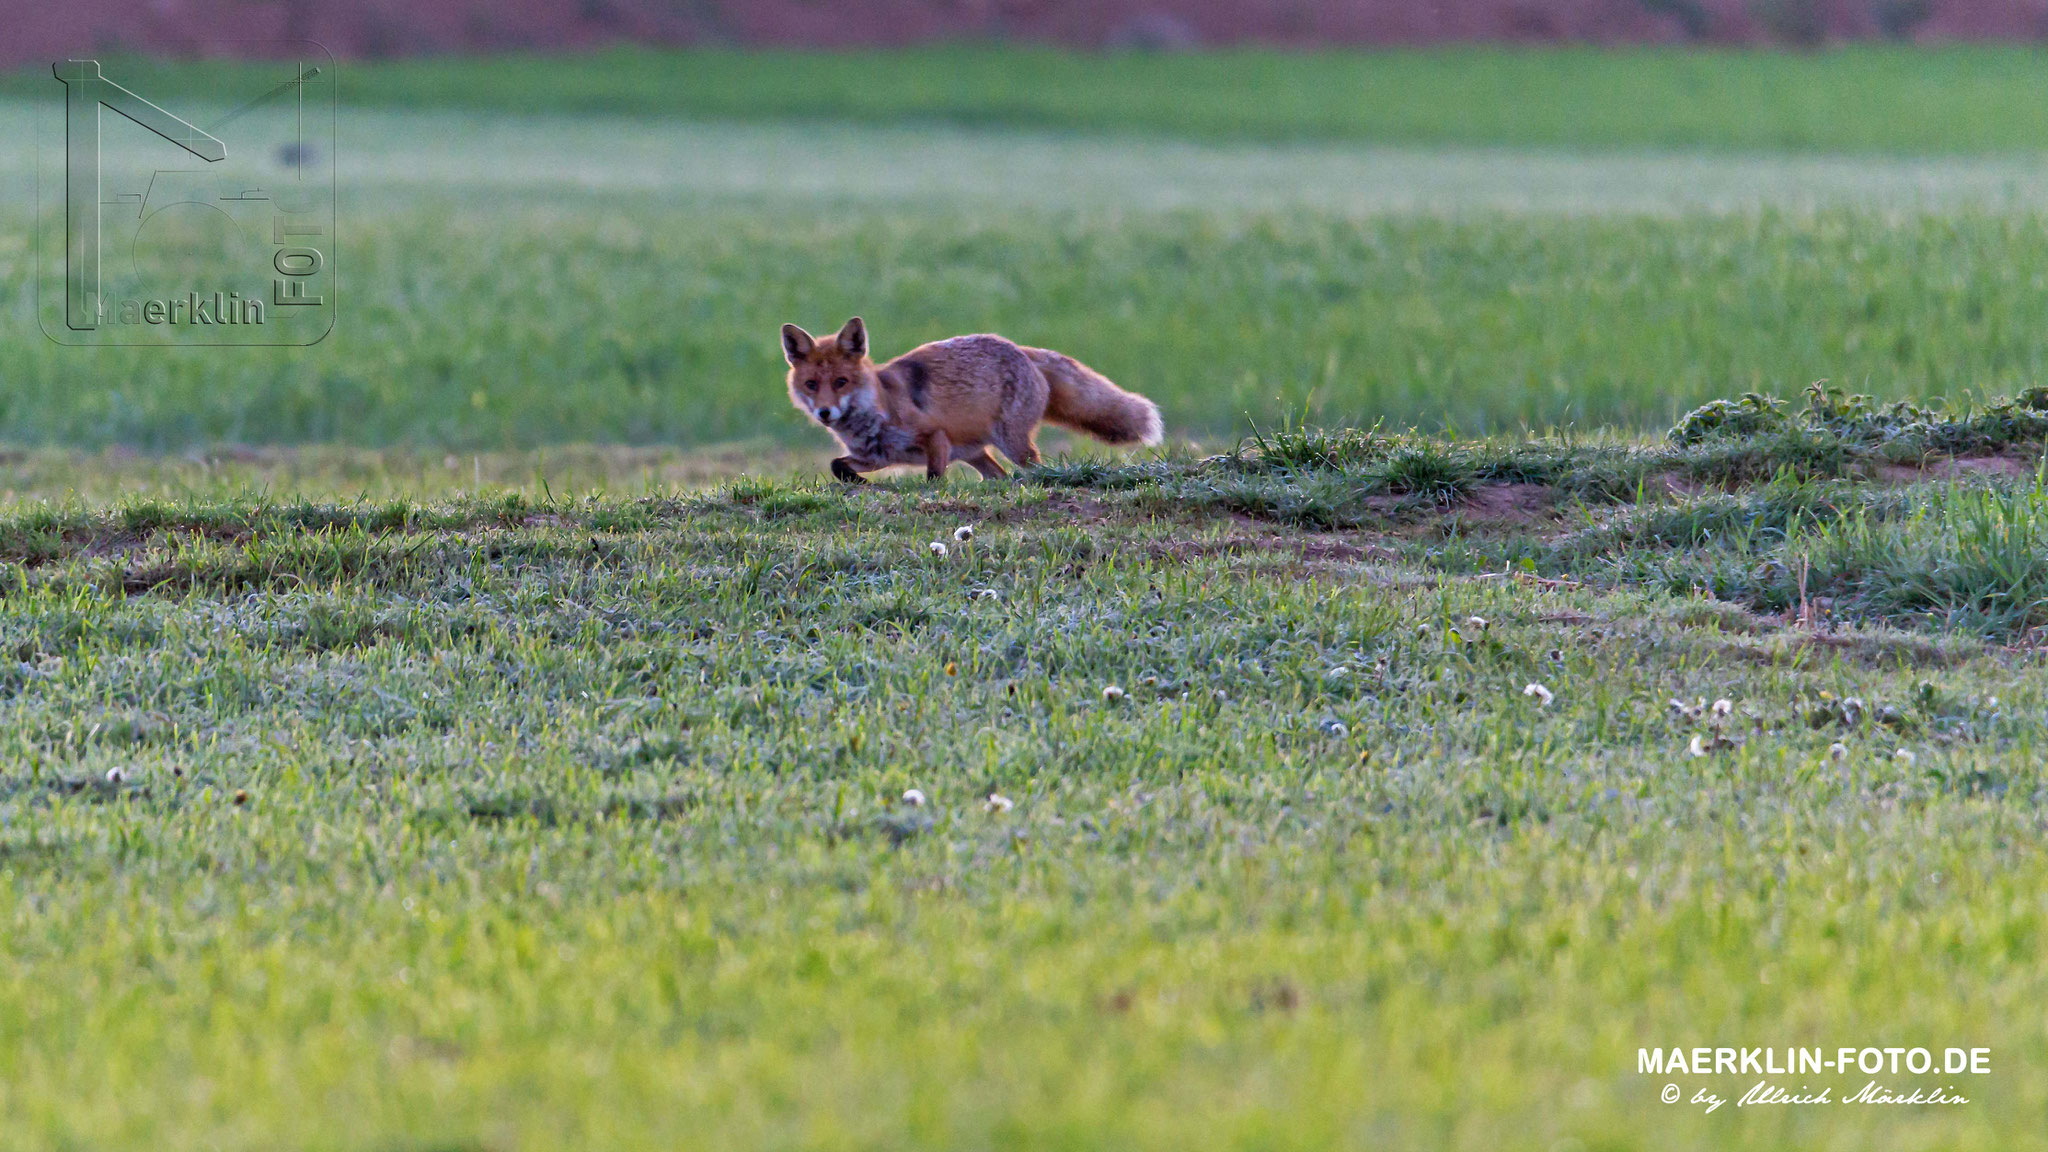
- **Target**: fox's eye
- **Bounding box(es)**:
[834,377,848,387]
[804,380,818,391]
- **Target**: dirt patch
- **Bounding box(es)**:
[961,492,1120,527]
[1455,482,1556,526]
[1874,452,2040,485]
[1144,531,1388,567]
[1650,471,1708,499]
[1931,454,2039,480]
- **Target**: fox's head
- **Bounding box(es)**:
[782,317,874,428]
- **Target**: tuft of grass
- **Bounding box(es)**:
[1378,442,1476,503]
[1797,470,2048,635]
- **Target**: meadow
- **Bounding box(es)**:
[11,49,2048,448]
[3,46,2048,1151]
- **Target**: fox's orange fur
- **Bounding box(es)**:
[781,317,1162,483]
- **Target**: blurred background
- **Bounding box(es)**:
[4,1,2048,464]
[13,0,2048,55]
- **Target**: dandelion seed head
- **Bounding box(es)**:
[1711,698,1733,716]
[901,788,927,807]
[984,793,1014,814]
[1828,742,1849,761]
[953,525,976,543]
[1102,684,1125,702]
[1522,683,1554,706]
[928,541,949,556]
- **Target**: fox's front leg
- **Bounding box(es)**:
[830,456,872,484]
[921,431,952,482]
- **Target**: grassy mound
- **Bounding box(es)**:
[1032,384,2048,636]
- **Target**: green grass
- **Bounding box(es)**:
[9,199,2048,449]
[2,428,2046,1149]
[10,48,2048,453]
[1034,384,2048,635]
[7,44,2048,1148]
[13,45,2048,153]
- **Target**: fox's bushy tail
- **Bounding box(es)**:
[1026,348,1163,446]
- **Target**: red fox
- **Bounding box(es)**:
[781,317,1162,482]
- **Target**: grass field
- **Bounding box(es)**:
[14,46,2048,152]
[8,103,2048,448]
[5,45,2048,1150]
[6,406,2048,1149]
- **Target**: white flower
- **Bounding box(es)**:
[1828,742,1849,761]
[1711,698,1733,717]
[1522,683,1554,706]
[901,788,926,807]
[1465,615,1489,632]
[1320,719,1349,738]
[1894,748,1916,765]
[928,541,949,556]
[984,793,1014,814]
[105,767,127,784]
[1102,685,1125,702]
[974,588,1001,601]
[1688,735,1708,758]
[953,525,976,543]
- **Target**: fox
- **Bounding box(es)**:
[781,316,1162,483]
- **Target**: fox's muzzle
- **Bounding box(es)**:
[814,406,840,424]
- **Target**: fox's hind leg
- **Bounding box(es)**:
[830,456,872,484]
[957,446,1008,480]
[995,425,1041,469]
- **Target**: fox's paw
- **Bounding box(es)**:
[830,458,869,484]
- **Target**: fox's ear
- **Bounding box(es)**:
[836,316,867,359]
[781,323,815,364]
